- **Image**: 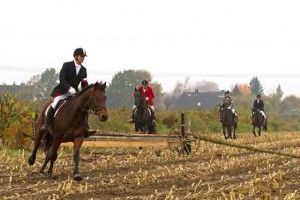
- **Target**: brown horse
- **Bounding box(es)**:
[28,82,108,181]
[252,108,267,137]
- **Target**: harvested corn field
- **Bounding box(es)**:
[1,132,300,199]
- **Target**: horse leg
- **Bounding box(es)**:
[28,130,44,165]
[228,126,232,139]
[73,137,84,181]
[258,126,261,136]
[39,136,61,175]
[252,125,257,137]
[222,125,227,139]
[233,125,236,139]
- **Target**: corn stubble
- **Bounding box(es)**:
[0,132,300,199]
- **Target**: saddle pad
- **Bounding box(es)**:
[45,100,67,118]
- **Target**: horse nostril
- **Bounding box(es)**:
[100,115,108,121]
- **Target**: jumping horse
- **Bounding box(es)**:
[28,82,108,181]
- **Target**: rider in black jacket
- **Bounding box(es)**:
[252,94,266,124]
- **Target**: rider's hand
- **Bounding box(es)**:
[145,97,149,101]
[68,87,76,94]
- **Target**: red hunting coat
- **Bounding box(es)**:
[137,86,155,106]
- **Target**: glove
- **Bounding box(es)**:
[145,97,149,101]
[68,87,76,94]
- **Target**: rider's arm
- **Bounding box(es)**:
[59,63,71,91]
[148,87,155,100]
[80,68,88,89]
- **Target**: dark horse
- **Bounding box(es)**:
[133,88,156,134]
[28,82,108,181]
[252,108,267,137]
[219,105,237,140]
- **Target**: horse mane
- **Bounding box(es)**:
[78,84,95,95]
[77,82,106,96]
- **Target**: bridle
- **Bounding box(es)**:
[75,86,106,117]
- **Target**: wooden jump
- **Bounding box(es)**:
[60,132,185,148]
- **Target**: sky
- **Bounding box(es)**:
[1,0,300,96]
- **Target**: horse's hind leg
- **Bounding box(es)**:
[40,136,61,176]
[258,126,261,136]
[28,130,45,165]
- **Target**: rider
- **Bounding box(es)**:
[128,79,156,126]
[40,48,90,136]
[252,94,266,124]
[219,90,238,123]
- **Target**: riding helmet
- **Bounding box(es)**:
[256,94,261,98]
[73,48,87,57]
[142,79,149,85]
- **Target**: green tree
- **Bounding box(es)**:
[27,68,58,101]
[107,70,158,108]
[249,77,264,95]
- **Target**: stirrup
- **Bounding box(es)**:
[152,120,157,126]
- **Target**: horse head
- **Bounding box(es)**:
[134,87,146,107]
[77,81,108,121]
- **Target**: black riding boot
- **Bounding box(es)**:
[128,109,135,123]
[40,107,55,132]
[152,113,157,127]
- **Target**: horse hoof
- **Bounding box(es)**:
[28,156,35,165]
[74,174,83,181]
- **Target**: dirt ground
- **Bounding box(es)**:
[1,132,300,199]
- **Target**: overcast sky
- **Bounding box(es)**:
[1,0,300,96]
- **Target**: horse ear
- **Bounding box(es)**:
[95,81,99,86]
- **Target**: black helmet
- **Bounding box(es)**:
[73,48,87,57]
[142,79,149,85]
[256,94,261,98]
[224,90,230,94]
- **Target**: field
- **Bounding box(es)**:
[1,131,300,199]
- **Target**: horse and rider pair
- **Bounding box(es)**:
[129,79,157,134]
[219,90,267,139]
[29,48,108,181]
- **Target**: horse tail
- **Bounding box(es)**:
[43,132,52,153]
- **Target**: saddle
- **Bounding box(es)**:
[45,96,74,118]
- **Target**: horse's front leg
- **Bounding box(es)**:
[228,126,232,139]
[233,125,236,139]
[252,125,257,137]
[222,124,227,140]
[258,126,261,136]
[73,137,84,181]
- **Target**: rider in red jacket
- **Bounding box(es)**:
[129,79,156,125]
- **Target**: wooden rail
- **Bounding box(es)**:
[60,132,184,148]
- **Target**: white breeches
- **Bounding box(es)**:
[231,109,237,116]
[51,93,72,109]
[260,110,266,118]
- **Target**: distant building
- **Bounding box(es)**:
[175,89,223,110]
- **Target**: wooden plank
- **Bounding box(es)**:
[92,131,178,138]
[61,140,181,148]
